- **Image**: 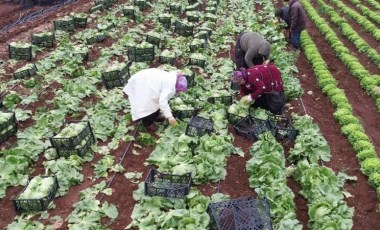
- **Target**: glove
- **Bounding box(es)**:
[241,95,253,104]
[168,117,178,126]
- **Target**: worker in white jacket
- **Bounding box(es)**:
[123,68,188,130]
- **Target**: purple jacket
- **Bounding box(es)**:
[289,0,306,33]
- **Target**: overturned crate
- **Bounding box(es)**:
[174,20,194,37]
[101,62,131,89]
[12,176,59,214]
[13,63,37,79]
[144,168,192,199]
[32,32,55,47]
[8,42,32,61]
[185,116,213,137]
[128,46,155,62]
[0,110,17,143]
[267,115,298,142]
[49,121,96,158]
[234,115,271,141]
[208,197,273,230]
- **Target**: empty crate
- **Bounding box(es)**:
[185,116,213,137]
[234,115,271,141]
[267,115,298,142]
[144,168,192,199]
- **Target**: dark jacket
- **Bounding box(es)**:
[289,0,306,33]
[239,32,271,67]
[279,6,290,29]
[240,64,283,100]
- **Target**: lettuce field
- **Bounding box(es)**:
[0,0,380,229]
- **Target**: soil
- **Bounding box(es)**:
[0,0,380,230]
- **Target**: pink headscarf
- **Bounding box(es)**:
[175,73,188,92]
[232,68,248,83]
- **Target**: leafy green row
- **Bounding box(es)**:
[300,0,380,110]
[314,0,380,69]
[301,31,380,201]
[328,0,380,41]
[348,0,380,25]
[290,115,355,229]
[365,0,380,11]
[246,133,302,230]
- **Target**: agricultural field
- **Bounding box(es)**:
[0,0,379,229]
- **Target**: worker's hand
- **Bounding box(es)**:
[168,117,178,126]
[263,59,270,65]
[241,95,253,104]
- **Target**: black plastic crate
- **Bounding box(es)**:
[187,14,200,22]
[208,197,273,230]
[173,108,196,120]
[8,44,32,61]
[234,115,271,141]
[185,116,213,137]
[0,110,17,143]
[159,55,176,65]
[205,14,217,22]
[184,73,195,88]
[32,32,55,47]
[267,115,299,142]
[87,34,106,45]
[187,0,197,4]
[205,7,217,14]
[53,18,75,32]
[169,4,182,15]
[50,121,95,153]
[231,80,240,90]
[95,0,114,9]
[128,47,155,62]
[174,21,194,37]
[158,16,171,29]
[146,35,161,47]
[12,176,59,214]
[101,63,131,90]
[185,3,200,11]
[13,64,37,79]
[188,57,206,68]
[144,168,192,199]
[195,30,210,40]
[208,95,233,106]
[55,134,95,157]
[73,15,88,28]
[190,40,207,52]
[134,0,149,10]
[227,113,245,125]
[122,7,135,19]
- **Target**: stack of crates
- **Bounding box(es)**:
[49,121,96,158]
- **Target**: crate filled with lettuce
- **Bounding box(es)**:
[174,20,194,37]
[12,176,58,213]
[189,38,207,52]
[185,2,200,11]
[49,121,96,158]
[158,13,172,29]
[207,90,232,106]
[205,6,217,14]
[227,100,249,125]
[187,11,201,22]
[134,0,149,11]
[170,97,197,120]
[128,42,155,62]
[267,115,298,142]
[208,197,273,230]
[0,110,17,143]
[101,62,131,89]
[96,21,114,31]
[205,13,217,22]
[195,29,211,40]
[72,45,89,61]
[90,4,104,13]
[71,13,88,28]
[13,63,37,79]
[159,50,176,65]
[122,5,136,19]
[169,3,182,15]
[145,31,163,47]
[31,31,55,47]
[188,53,206,68]
[8,42,32,61]
[54,16,75,32]
[86,32,106,45]
[182,67,195,88]
[144,168,192,198]
[233,115,271,141]
[186,115,214,137]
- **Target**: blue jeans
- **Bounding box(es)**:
[291,31,301,49]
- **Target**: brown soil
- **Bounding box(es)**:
[0,0,380,230]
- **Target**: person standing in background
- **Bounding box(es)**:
[285,0,306,49]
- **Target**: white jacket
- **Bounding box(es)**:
[123,68,177,121]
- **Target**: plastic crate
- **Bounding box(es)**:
[187,14,200,22]
[169,4,182,15]
[13,64,37,79]
[12,176,59,214]
[185,116,213,137]
[55,134,95,158]
[208,95,233,106]
[53,18,75,32]
[101,63,131,90]
[8,44,32,61]
[174,21,194,37]
[208,197,273,230]
[32,33,55,47]
[267,115,298,142]
[234,115,271,141]
[128,47,155,62]
[95,0,114,9]
[231,80,240,90]
[123,8,135,19]
[172,108,196,120]
[195,30,210,40]
[205,14,217,22]
[146,35,161,47]
[185,3,200,11]
[159,55,176,65]
[189,41,207,52]
[184,72,195,88]
[90,4,104,13]
[205,7,217,14]
[73,16,88,28]
[49,121,95,157]
[227,113,245,125]
[188,0,197,4]
[87,34,106,45]
[0,110,17,143]
[188,58,206,68]
[134,0,148,10]
[144,168,192,199]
